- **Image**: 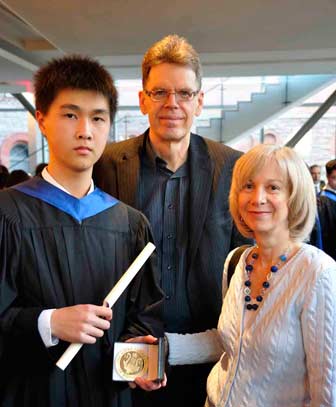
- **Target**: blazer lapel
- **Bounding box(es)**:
[188,134,214,266]
[116,135,144,208]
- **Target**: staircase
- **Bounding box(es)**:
[196,75,336,143]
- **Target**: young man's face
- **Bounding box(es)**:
[139,63,204,145]
[36,88,110,176]
[327,169,336,190]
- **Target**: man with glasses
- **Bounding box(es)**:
[94,35,249,407]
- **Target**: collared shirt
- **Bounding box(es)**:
[139,135,191,332]
[42,167,94,194]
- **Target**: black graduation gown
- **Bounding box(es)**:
[317,195,336,260]
[0,178,163,407]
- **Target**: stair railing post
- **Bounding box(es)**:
[285,88,336,148]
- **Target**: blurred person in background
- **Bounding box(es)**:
[309,164,325,195]
[35,162,48,175]
[5,169,30,187]
[0,165,9,189]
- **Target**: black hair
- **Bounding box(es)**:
[34,55,118,122]
[326,159,336,175]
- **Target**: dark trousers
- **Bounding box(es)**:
[132,363,213,407]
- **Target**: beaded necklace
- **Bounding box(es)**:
[244,247,290,311]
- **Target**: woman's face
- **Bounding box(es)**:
[238,159,290,239]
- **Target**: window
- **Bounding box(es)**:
[10,143,29,172]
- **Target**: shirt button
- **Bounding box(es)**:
[167,234,173,239]
[168,204,174,209]
[167,265,172,270]
[165,295,171,300]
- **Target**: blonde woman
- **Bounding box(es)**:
[166,144,336,406]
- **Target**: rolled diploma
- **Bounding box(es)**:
[56,242,156,371]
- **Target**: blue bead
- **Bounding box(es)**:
[252,304,259,310]
[244,280,251,287]
[263,281,270,288]
[279,254,287,262]
[252,252,258,259]
[256,296,263,302]
[270,265,278,272]
[246,304,253,310]
[245,264,253,272]
[245,295,251,302]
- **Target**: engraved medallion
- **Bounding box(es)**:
[115,349,148,380]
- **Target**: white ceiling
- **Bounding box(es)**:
[1,0,336,92]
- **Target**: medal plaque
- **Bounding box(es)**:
[113,338,165,382]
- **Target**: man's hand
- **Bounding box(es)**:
[133,374,167,391]
[126,335,167,391]
[51,304,112,344]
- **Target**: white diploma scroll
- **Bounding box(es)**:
[56,242,156,371]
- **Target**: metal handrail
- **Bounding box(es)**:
[9,144,48,171]
[285,88,336,147]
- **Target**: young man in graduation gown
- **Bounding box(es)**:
[0,55,164,407]
[313,159,336,260]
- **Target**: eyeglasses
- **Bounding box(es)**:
[144,89,199,102]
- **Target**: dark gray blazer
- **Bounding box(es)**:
[93,131,249,331]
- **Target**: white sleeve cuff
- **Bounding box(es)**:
[38,309,59,348]
[166,329,223,365]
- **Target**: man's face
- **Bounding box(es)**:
[310,166,321,183]
[36,88,110,176]
[327,169,336,190]
[139,63,204,145]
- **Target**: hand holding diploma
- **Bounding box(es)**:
[55,242,156,370]
[51,304,112,344]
